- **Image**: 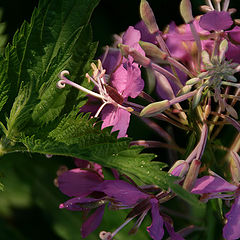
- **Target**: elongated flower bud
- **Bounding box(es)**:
[180,0,194,24]
[140,0,159,34]
[230,151,240,184]
[139,41,168,60]
[183,159,201,191]
[169,160,189,178]
[140,100,170,117]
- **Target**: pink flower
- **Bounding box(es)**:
[192,152,240,240]
[199,10,233,31]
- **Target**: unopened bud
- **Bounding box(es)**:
[139,41,168,60]
[183,159,201,191]
[192,86,204,109]
[140,0,159,34]
[177,85,192,96]
[226,104,238,119]
[204,101,211,120]
[186,77,201,85]
[219,39,228,62]
[180,0,194,24]
[201,50,212,67]
[118,44,130,57]
[230,151,240,184]
[169,160,189,178]
[140,100,170,117]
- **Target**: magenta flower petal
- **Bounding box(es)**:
[101,48,122,74]
[122,26,145,56]
[147,198,164,240]
[226,42,240,63]
[223,196,240,240]
[58,169,103,197]
[191,176,237,194]
[96,180,148,206]
[101,106,131,138]
[227,26,240,44]
[199,11,233,31]
[111,62,144,99]
[122,63,144,99]
[81,205,105,238]
[135,20,157,44]
[123,26,141,47]
[111,64,128,95]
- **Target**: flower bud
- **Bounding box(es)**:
[230,151,240,184]
[177,85,192,96]
[140,0,159,34]
[139,41,168,60]
[180,0,194,24]
[183,159,201,191]
[140,100,170,117]
[219,39,228,62]
[186,78,201,85]
[168,160,189,178]
[192,86,204,109]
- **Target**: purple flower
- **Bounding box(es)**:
[58,26,145,138]
[199,10,233,31]
[134,20,157,44]
[191,152,240,240]
[58,167,106,238]
[96,180,184,240]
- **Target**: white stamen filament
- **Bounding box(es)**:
[111,217,135,238]
[205,0,215,10]
[223,0,230,11]
[57,70,105,100]
[95,102,109,118]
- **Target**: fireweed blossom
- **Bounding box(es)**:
[59,172,185,240]
[58,27,144,138]
[57,159,106,238]
[192,151,240,240]
[96,180,184,240]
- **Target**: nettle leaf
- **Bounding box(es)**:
[0,8,7,55]
[0,0,99,141]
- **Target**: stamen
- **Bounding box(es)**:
[111,217,135,238]
[57,70,105,100]
[223,0,230,11]
[205,0,215,10]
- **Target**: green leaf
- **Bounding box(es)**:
[21,127,173,189]
[0,8,7,54]
[0,0,99,142]
[169,181,205,211]
[0,0,99,123]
